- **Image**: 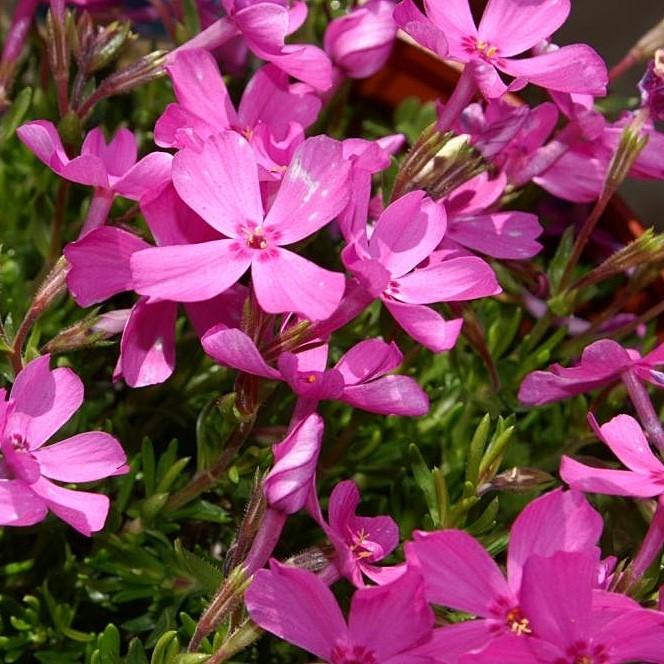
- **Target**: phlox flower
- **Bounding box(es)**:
[0,356,127,535]
[245,561,435,663]
[17,122,172,234]
[405,489,604,661]
[519,339,664,406]
[155,48,321,176]
[202,331,429,417]
[313,480,400,588]
[394,0,607,99]
[460,550,664,664]
[342,190,500,352]
[131,132,352,321]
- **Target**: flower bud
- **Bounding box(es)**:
[42,309,130,354]
[324,0,397,79]
[263,413,323,514]
[639,49,664,121]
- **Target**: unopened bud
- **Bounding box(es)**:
[477,467,555,496]
[42,309,130,354]
[88,21,134,73]
[605,114,649,192]
[639,49,664,121]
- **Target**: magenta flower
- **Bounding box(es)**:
[17,122,172,235]
[324,0,397,80]
[314,480,400,587]
[202,330,429,417]
[131,132,351,321]
[459,551,664,664]
[640,50,664,122]
[519,339,664,406]
[395,0,607,99]
[561,414,664,498]
[442,172,542,259]
[155,49,321,175]
[175,0,333,91]
[64,183,245,387]
[342,190,500,352]
[0,356,128,535]
[245,561,434,663]
[405,489,603,660]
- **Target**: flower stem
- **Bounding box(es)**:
[621,369,664,453]
[436,65,477,134]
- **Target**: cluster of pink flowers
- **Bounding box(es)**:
[4,0,664,660]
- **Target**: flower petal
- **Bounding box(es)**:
[251,248,345,320]
[0,480,47,527]
[598,609,664,663]
[384,299,462,352]
[478,0,570,57]
[9,356,83,449]
[34,432,127,482]
[172,132,263,237]
[112,152,173,201]
[411,621,495,663]
[422,0,476,59]
[393,0,448,59]
[64,226,150,307]
[263,136,351,244]
[407,530,511,616]
[245,559,346,660]
[131,240,251,302]
[342,375,429,416]
[334,339,403,385]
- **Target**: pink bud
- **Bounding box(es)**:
[323,0,397,79]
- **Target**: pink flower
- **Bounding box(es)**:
[442,172,542,259]
[640,50,664,122]
[202,331,429,417]
[0,356,128,535]
[155,48,321,176]
[245,561,434,663]
[394,0,607,99]
[324,0,397,80]
[17,122,172,234]
[519,339,664,406]
[459,551,664,664]
[131,132,352,321]
[314,480,400,587]
[174,0,333,91]
[561,414,664,498]
[342,190,500,352]
[405,489,603,661]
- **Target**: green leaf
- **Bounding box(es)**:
[0,88,32,145]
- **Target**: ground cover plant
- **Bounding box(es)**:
[2,0,664,661]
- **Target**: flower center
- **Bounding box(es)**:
[462,35,499,60]
[10,434,28,451]
[245,227,268,250]
[331,643,377,664]
[562,640,610,664]
[505,607,532,636]
[305,374,317,384]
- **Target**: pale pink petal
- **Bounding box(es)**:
[245,560,346,660]
[30,477,110,536]
[499,45,608,96]
[117,299,177,388]
[596,414,664,474]
[264,413,323,513]
[17,120,69,172]
[342,375,429,416]
[448,211,542,259]
[112,152,173,201]
[348,572,434,660]
[202,327,281,380]
[253,43,333,91]
[507,489,603,592]
[263,136,351,244]
[34,432,127,482]
[0,480,47,526]
[165,48,237,131]
[154,103,211,149]
[233,3,289,54]
[238,64,321,138]
[370,192,446,278]
[384,299,463,352]
[422,0,476,59]
[64,227,150,306]
[394,257,500,304]
[131,240,251,302]
[335,339,402,385]
[520,551,595,648]
[252,248,345,320]
[478,0,570,57]
[9,356,83,449]
[407,530,511,616]
[560,456,664,498]
[59,154,110,188]
[82,127,137,176]
[172,132,263,237]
